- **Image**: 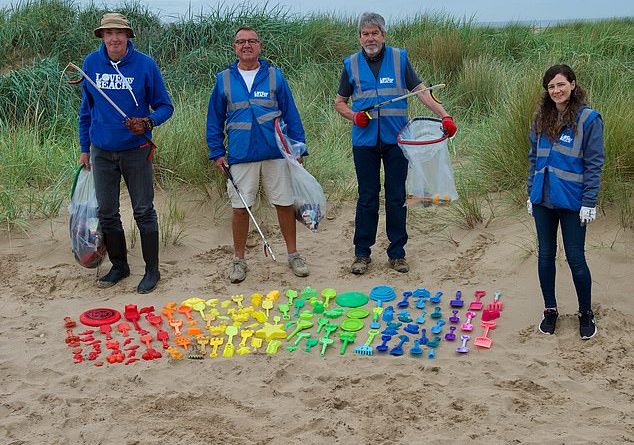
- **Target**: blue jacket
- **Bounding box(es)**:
[78,41,174,153]
[206,59,306,165]
[528,107,604,211]
[343,46,409,147]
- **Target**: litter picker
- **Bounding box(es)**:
[65,62,158,160]
[360,83,446,118]
[222,165,276,261]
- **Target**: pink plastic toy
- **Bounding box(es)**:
[474,321,496,349]
[468,290,486,311]
[461,311,476,331]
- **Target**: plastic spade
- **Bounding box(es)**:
[116,322,131,337]
[278,303,291,320]
[157,329,169,349]
[261,300,274,319]
[445,326,457,341]
[99,324,113,340]
[429,291,442,304]
[469,290,486,311]
[456,335,470,353]
[375,334,392,352]
[449,310,460,324]
[124,304,146,334]
[319,336,334,357]
[474,321,496,349]
[396,291,412,308]
[389,335,409,356]
[287,320,313,340]
[304,337,319,352]
[338,331,357,355]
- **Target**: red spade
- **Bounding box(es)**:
[116,322,131,337]
[124,304,146,334]
[99,324,113,340]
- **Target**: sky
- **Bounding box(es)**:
[1,0,633,24]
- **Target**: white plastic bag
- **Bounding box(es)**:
[398,117,458,207]
[274,118,327,232]
[68,166,105,268]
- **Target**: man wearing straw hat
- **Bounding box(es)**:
[77,12,174,293]
[335,11,457,275]
[206,26,310,283]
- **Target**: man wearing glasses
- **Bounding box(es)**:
[206,27,310,283]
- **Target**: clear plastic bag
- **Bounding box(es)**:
[68,166,106,268]
[398,117,458,207]
[274,118,327,232]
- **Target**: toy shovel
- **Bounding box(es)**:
[474,321,496,349]
[124,304,145,334]
[287,320,313,340]
[468,290,486,311]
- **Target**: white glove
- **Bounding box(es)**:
[527,199,533,217]
[579,206,596,225]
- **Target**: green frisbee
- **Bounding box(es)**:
[346,308,370,319]
[340,318,364,332]
[335,291,369,308]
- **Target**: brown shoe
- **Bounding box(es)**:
[389,257,409,273]
[350,256,371,275]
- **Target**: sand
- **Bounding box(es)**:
[1,192,632,445]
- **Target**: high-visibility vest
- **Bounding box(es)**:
[344,46,409,146]
[530,107,599,211]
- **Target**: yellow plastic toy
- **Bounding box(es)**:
[251,311,268,323]
[222,325,238,358]
[207,325,226,337]
[220,300,233,309]
[166,346,184,359]
[266,339,282,354]
[265,290,280,301]
[191,301,207,320]
[208,337,224,358]
[255,322,287,341]
[231,294,244,308]
[250,293,263,307]
[205,298,219,308]
[250,337,263,350]
[196,336,210,354]
[239,329,254,347]
[262,300,273,318]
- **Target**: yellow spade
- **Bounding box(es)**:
[222,325,238,358]
[262,300,274,319]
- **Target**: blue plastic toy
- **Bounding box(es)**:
[430,319,446,335]
[410,339,424,355]
[375,334,392,352]
[370,285,396,307]
[430,307,443,319]
[450,290,464,308]
[396,291,412,308]
[397,310,412,323]
[419,328,428,345]
[429,291,443,304]
[427,336,440,348]
[403,323,420,335]
[389,335,409,356]
[413,288,431,298]
[428,348,436,359]
[416,310,427,324]
[382,306,394,323]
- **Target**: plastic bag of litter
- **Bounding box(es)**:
[274,118,326,232]
[398,117,458,207]
[68,166,106,268]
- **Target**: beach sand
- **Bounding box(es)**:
[1,192,632,444]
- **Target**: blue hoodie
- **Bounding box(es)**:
[78,41,174,153]
[206,59,306,165]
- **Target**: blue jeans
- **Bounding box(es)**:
[533,204,592,312]
[90,145,157,235]
[352,143,409,259]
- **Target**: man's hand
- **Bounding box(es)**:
[215,156,229,175]
[527,199,532,217]
[353,111,370,128]
[79,152,90,171]
[441,115,457,137]
[579,206,597,225]
[125,117,153,136]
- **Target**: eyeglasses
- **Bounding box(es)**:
[234,38,260,46]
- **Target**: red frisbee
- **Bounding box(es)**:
[80,308,121,327]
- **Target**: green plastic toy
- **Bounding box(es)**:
[287,319,313,340]
[319,336,334,357]
[285,289,298,305]
[340,318,364,332]
[339,331,357,355]
[346,308,370,319]
[278,303,291,320]
[321,288,336,307]
[335,291,369,308]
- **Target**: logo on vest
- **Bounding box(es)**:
[379,77,394,84]
[253,91,269,98]
[95,73,135,90]
[559,135,573,144]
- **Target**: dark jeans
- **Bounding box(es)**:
[352,142,409,259]
[91,145,157,235]
[533,204,592,312]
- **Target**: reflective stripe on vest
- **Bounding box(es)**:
[224,66,279,113]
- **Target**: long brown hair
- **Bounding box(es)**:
[532,64,588,141]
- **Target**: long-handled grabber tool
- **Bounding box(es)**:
[222,165,276,261]
[65,62,158,160]
[360,82,447,119]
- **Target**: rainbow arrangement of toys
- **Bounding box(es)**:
[63,287,505,366]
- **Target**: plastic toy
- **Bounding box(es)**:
[80,308,122,327]
[208,337,224,358]
[140,334,162,360]
[191,301,207,319]
[382,306,394,323]
[354,329,380,356]
[430,307,443,319]
[397,310,412,323]
[389,335,409,356]
[293,299,305,318]
[338,332,356,355]
[413,288,431,298]
[450,291,464,308]
[340,318,364,332]
[239,329,254,348]
[250,293,263,307]
[469,290,486,311]
[427,336,440,348]
[461,311,476,331]
[346,308,370,319]
[301,286,318,300]
[445,326,457,341]
[266,340,282,354]
[428,349,436,359]
[261,300,274,318]
[255,322,287,341]
[370,307,383,329]
[99,324,113,340]
[382,321,402,336]
[375,334,392,352]
[410,339,424,355]
[404,323,420,335]
[251,337,263,350]
[430,319,446,335]
[266,290,280,301]
[335,291,369,308]
[304,337,319,352]
[456,335,470,353]
[316,317,329,334]
[319,336,334,357]
[178,305,195,324]
[474,321,496,349]
[222,326,238,357]
[323,323,338,339]
[449,310,460,324]
[416,310,427,325]
[369,285,396,307]
[429,291,442,304]
[415,297,427,309]
[482,308,500,321]
[285,289,298,305]
[287,320,313,340]
[287,332,311,352]
[488,291,504,311]
[321,288,336,307]
[397,291,412,308]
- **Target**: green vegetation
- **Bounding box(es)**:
[1,0,633,230]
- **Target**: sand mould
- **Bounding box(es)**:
[1,194,633,444]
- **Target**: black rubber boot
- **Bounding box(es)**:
[97,231,130,288]
[137,231,160,294]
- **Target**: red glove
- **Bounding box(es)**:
[353,111,370,128]
[441,115,457,137]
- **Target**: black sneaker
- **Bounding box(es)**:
[538,308,558,335]
[579,310,597,340]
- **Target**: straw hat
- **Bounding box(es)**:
[94,13,135,38]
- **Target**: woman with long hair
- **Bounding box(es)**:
[527,64,605,339]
